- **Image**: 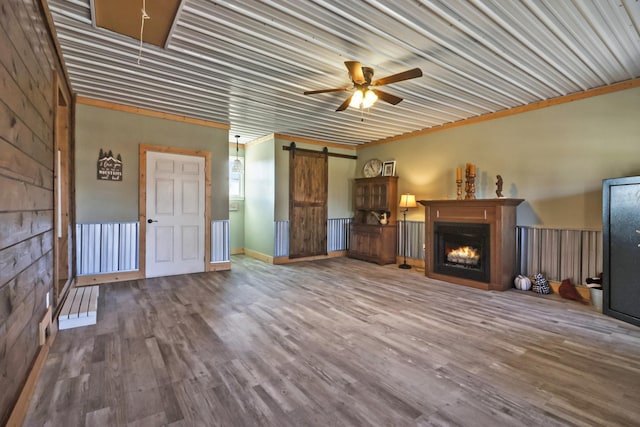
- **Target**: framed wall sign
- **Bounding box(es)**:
[97,148,123,181]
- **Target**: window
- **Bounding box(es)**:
[229,158,244,200]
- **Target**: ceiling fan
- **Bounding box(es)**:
[303,61,423,111]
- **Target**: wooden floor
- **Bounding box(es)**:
[24,256,640,426]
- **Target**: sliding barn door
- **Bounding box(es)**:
[289,148,328,258]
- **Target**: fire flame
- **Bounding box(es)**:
[447,246,480,265]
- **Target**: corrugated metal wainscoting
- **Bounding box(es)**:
[76,222,139,275]
[516,226,602,284]
[398,220,425,260]
[211,220,230,263]
[274,218,352,257]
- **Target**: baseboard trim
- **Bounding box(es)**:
[76,270,143,286]
[230,248,244,255]
[6,309,58,427]
[548,280,592,302]
[395,257,425,269]
[273,251,348,264]
[243,248,274,263]
[207,261,231,271]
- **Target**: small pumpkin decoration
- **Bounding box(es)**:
[514,275,532,291]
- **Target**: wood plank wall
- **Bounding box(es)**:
[0,0,67,424]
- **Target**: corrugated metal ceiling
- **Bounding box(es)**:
[48,0,640,145]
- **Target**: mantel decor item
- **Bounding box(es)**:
[464,163,476,200]
[399,193,417,269]
[382,160,396,176]
[496,174,504,198]
[455,167,463,200]
[363,158,383,177]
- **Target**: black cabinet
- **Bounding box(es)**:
[603,176,640,327]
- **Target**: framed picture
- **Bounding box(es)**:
[382,160,396,176]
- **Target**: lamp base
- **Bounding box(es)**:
[398,263,412,269]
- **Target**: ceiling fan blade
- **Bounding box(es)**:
[373,89,403,105]
[303,87,350,95]
[344,61,366,85]
[336,95,353,111]
[372,68,423,86]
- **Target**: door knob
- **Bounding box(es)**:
[147,219,158,224]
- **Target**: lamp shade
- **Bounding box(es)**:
[399,194,417,208]
[349,89,364,108]
[231,158,243,172]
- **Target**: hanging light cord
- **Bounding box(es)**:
[137,0,150,65]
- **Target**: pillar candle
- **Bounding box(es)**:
[470,163,476,175]
[456,167,462,181]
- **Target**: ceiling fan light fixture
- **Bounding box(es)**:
[362,89,378,109]
[349,89,364,108]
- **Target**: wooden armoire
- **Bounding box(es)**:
[348,176,398,265]
[603,176,640,327]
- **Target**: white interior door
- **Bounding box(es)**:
[146,151,205,278]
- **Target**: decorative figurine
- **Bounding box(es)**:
[496,174,504,198]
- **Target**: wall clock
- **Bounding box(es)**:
[363,159,383,177]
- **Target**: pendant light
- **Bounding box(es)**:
[231,134,242,173]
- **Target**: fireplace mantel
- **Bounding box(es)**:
[419,198,524,291]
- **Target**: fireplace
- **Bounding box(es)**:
[434,222,490,283]
[419,198,524,291]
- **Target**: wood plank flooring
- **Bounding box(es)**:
[24,256,640,426]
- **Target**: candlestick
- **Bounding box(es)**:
[456,179,463,200]
[465,166,476,200]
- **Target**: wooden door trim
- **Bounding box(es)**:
[139,144,212,277]
[53,70,72,307]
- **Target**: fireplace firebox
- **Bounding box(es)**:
[419,199,524,291]
[434,222,490,283]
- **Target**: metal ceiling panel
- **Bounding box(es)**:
[48,0,640,145]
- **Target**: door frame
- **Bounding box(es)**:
[53,70,73,308]
[139,144,212,276]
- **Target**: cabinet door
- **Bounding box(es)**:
[371,183,388,210]
[604,178,640,326]
[355,182,370,210]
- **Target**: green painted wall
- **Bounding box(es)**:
[357,87,640,229]
[274,137,357,220]
[75,104,229,223]
[244,136,275,256]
